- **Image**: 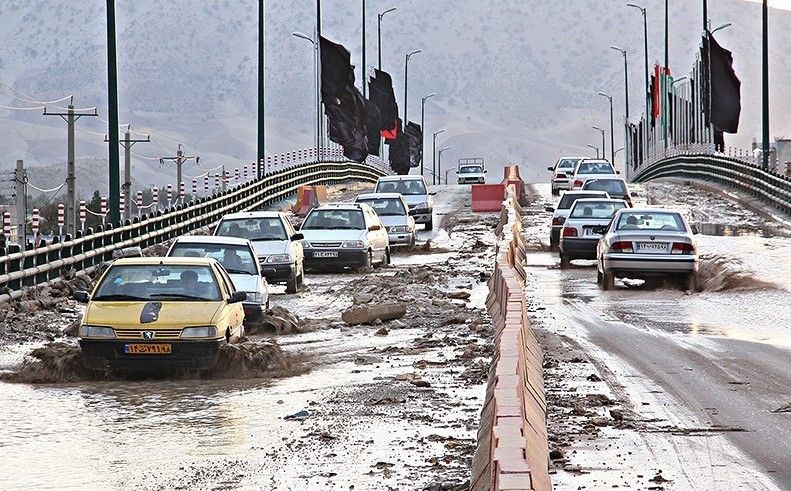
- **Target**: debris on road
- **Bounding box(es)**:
[341,302,407,326]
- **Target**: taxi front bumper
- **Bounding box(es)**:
[79,338,225,372]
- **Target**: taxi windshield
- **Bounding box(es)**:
[93,265,221,301]
[375,179,427,195]
[169,243,257,275]
[216,217,287,241]
[302,209,366,230]
[356,198,406,216]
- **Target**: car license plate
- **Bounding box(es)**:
[124,344,172,355]
[313,251,338,258]
[583,228,601,237]
[637,242,668,253]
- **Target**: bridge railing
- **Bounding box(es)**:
[0,158,388,301]
[632,152,791,215]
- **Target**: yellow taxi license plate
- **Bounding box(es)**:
[124,344,172,355]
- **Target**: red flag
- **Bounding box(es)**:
[381,118,398,140]
[652,65,661,119]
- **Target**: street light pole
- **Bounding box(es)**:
[627,4,649,122]
[586,144,600,159]
[404,49,422,125]
[610,46,629,120]
[432,128,445,185]
[421,92,436,178]
[293,31,320,162]
[762,0,769,170]
[258,0,265,177]
[438,146,451,184]
[377,7,396,70]
[599,92,615,163]
[592,126,606,159]
[361,0,366,97]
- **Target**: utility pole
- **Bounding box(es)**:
[378,7,397,70]
[404,50,422,125]
[258,0,266,178]
[762,0,769,170]
[107,126,150,220]
[42,98,98,237]
[703,0,708,32]
[160,144,199,191]
[14,160,26,251]
[106,0,121,224]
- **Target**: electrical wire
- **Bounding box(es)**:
[0,103,45,111]
[0,80,73,105]
[26,180,66,194]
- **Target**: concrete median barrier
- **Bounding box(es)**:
[471,167,550,491]
[472,184,507,212]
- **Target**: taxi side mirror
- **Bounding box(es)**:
[547,166,554,171]
[291,233,304,241]
[74,291,90,303]
[229,291,247,304]
[691,225,700,235]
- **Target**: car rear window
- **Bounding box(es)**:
[576,162,615,175]
[569,201,626,219]
[216,217,287,241]
[375,179,427,195]
[302,209,366,230]
[615,212,686,232]
[584,179,627,195]
[558,159,578,169]
[558,192,607,209]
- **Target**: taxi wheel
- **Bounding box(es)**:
[559,253,571,269]
[425,218,433,231]
[551,187,559,196]
[384,248,391,266]
[361,251,373,273]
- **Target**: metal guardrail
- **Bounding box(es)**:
[0,159,388,300]
[632,153,791,215]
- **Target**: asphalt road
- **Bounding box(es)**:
[524,181,790,490]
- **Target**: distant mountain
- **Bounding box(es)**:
[0,0,788,197]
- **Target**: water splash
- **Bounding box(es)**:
[696,254,777,292]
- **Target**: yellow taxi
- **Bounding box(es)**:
[75,257,246,372]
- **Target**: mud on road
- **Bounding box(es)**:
[0,184,499,490]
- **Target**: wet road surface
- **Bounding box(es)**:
[525,181,790,490]
[0,184,494,490]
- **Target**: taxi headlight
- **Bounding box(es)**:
[301,240,313,249]
[389,225,408,233]
[78,325,116,338]
[414,202,429,210]
[266,254,292,263]
[181,326,218,338]
[341,240,365,248]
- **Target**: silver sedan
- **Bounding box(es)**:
[596,208,699,291]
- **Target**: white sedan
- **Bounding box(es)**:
[596,208,699,291]
[559,198,628,268]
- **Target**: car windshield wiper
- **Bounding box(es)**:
[251,237,285,241]
[92,294,147,301]
[224,268,255,275]
[149,293,211,301]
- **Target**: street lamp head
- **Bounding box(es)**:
[610,45,626,55]
[406,49,423,60]
[380,7,396,18]
[433,128,446,137]
[292,31,315,44]
[671,76,688,87]
[592,125,604,132]
[423,92,436,102]
[586,144,598,150]
[598,92,612,100]
[711,22,733,35]
[626,3,645,13]
[439,146,451,153]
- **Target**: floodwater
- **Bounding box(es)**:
[0,184,489,490]
[527,181,791,489]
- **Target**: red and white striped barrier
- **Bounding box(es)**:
[3,211,11,238]
[79,200,86,232]
[57,204,65,236]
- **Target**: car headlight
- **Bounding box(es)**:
[389,225,408,233]
[301,240,312,249]
[181,326,218,338]
[245,291,263,303]
[341,240,365,248]
[78,325,116,338]
[414,202,429,210]
[266,254,292,263]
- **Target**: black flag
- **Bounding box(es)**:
[404,121,423,168]
[388,119,410,175]
[701,34,741,133]
[368,69,399,139]
[320,37,368,163]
